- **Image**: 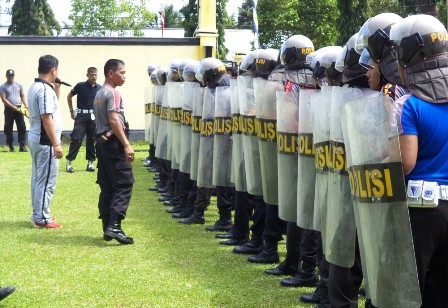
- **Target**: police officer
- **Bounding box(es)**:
[66,67,101,172]
[0,69,28,152]
[391,14,448,307]
[143,64,159,169]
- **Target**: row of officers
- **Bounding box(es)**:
[143,13,448,308]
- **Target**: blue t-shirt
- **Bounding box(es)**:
[399,95,448,185]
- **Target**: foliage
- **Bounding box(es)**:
[69,0,154,37]
[162,4,181,28]
[216,0,230,59]
[237,0,253,29]
[180,0,198,36]
[336,0,368,45]
[8,0,61,35]
[0,143,327,307]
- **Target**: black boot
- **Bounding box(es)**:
[247,241,279,264]
[281,261,318,287]
[104,214,134,244]
[233,236,264,255]
[178,209,205,225]
[205,207,232,232]
[172,200,194,218]
[99,215,112,241]
[166,201,185,213]
[265,261,297,276]
[316,285,330,308]
[215,230,234,239]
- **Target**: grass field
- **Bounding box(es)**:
[0,142,322,307]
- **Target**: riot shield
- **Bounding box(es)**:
[343,92,421,308]
[324,86,363,268]
[238,76,262,196]
[151,85,163,147]
[180,82,199,174]
[230,79,247,192]
[144,85,152,142]
[190,86,204,181]
[312,86,333,233]
[254,78,282,205]
[276,90,299,222]
[155,85,168,160]
[297,89,319,230]
[212,86,233,187]
[197,88,215,188]
[168,82,183,170]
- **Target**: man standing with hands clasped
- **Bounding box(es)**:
[94,59,135,245]
[65,67,101,173]
[0,69,28,152]
[28,55,63,229]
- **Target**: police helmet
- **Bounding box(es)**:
[255,48,279,79]
[307,46,341,81]
[150,70,159,85]
[197,57,226,88]
[167,59,183,81]
[280,35,314,68]
[355,13,403,63]
[390,14,448,67]
[147,64,159,76]
[335,33,363,72]
[239,49,261,73]
[182,59,200,82]
[156,67,167,85]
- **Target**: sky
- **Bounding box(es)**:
[45,0,242,24]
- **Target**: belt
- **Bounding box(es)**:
[407,180,448,208]
[77,109,94,114]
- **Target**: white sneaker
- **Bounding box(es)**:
[66,161,74,173]
[86,161,95,172]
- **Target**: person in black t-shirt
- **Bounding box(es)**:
[65,67,101,173]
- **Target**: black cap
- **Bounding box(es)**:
[6,69,14,76]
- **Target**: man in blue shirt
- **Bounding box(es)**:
[66,67,101,173]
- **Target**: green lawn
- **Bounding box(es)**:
[0,142,318,307]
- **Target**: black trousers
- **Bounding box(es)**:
[409,201,448,307]
[158,159,171,187]
[194,186,212,212]
[66,113,96,161]
[250,196,267,240]
[262,203,286,242]
[96,137,134,219]
[282,223,319,272]
[4,107,26,146]
[177,172,194,205]
[233,191,257,240]
[328,237,363,308]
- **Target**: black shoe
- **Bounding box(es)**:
[158,196,172,202]
[172,208,194,219]
[300,288,321,304]
[179,214,205,225]
[19,146,28,152]
[233,239,264,255]
[149,166,159,172]
[157,187,169,194]
[166,204,183,213]
[149,186,160,191]
[219,237,248,246]
[265,264,297,276]
[8,145,15,152]
[0,286,15,301]
[104,217,134,245]
[205,219,233,232]
[164,199,179,206]
[280,272,318,287]
[215,230,234,239]
[248,250,280,264]
[358,287,366,297]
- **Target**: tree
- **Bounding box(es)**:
[336,0,368,45]
[69,0,154,37]
[216,0,230,60]
[180,0,198,36]
[162,4,181,28]
[237,0,253,29]
[8,0,61,35]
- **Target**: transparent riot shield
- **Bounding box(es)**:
[155,85,168,160]
[343,92,421,308]
[297,89,319,230]
[197,88,215,188]
[151,85,163,147]
[238,75,262,196]
[254,78,283,205]
[180,82,199,174]
[144,85,152,142]
[275,90,299,222]
[212,86,233,187]
[190,86,204,181]
[230,79,246,192]
[312,86,333,233]
[324,87,363,268]
[168,82,183,170]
